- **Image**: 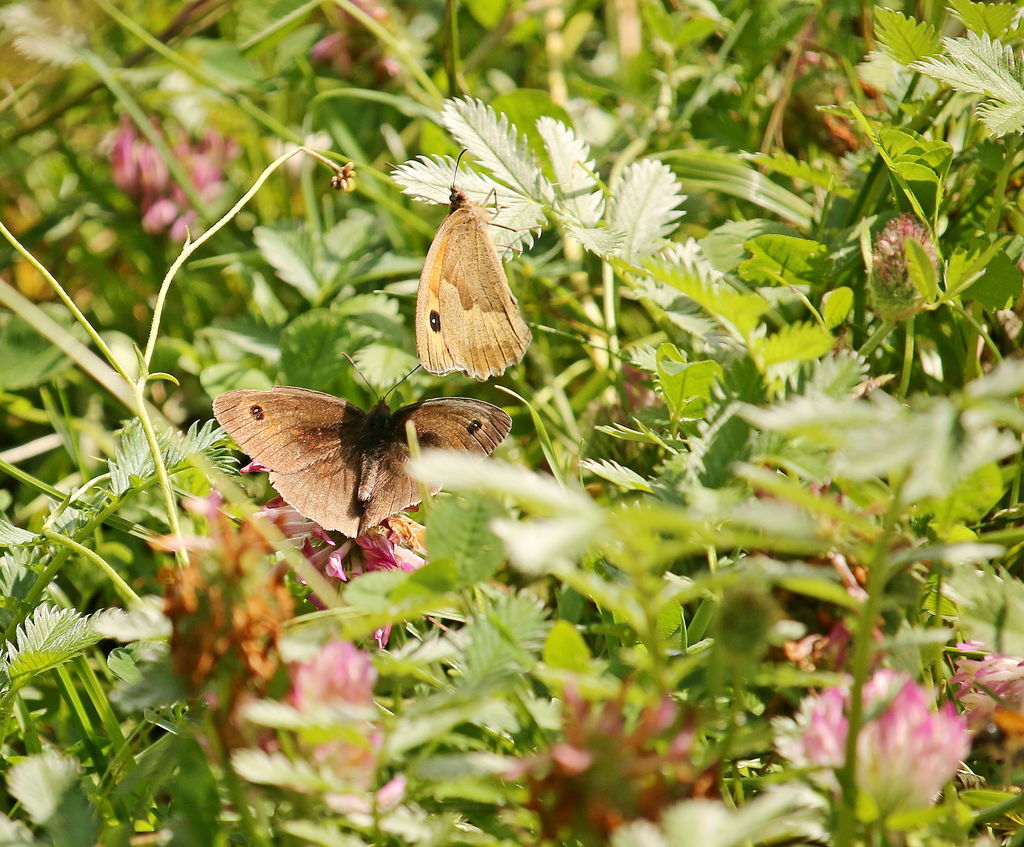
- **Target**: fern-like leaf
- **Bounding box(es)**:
[537,117,604,226]
[610,159,686,262]
[390,155,545,258]
[875,7,940,65]
[440,97,553,202]
[4,604,98,688]
[455,593,549,686]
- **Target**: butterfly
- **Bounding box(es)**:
[415,177,532,381]
[213,386,511,537]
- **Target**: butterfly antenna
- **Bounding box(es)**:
[383,365,422,404]
[452,148,469,188]
[341,353,380,401]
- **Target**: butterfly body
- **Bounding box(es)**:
[415,186,532,381]
[213,387,511,537]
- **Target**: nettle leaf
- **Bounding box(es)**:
[390,155,545,258]
[427,493,506,587]
[109,419,230,495]
[536,116,603,226]
[948,0,1018,39]
[739,234,830,287]
[580,459,653,493]
[252,224,322,300]
[0,515,37,548]
[565,222,625,258]
[948,565,1024,655]
[4,604,98,689]
[454,592,549,686]
[874,7,940,65]
[646,260,770,339]
[0,3,83,67]
[610,159,686,262]
[911,33,1024,136]
[6,751,83,827]
[754,323,835,368]
[440,96,553,202]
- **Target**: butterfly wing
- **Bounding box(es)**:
[356,398,512,533]
[212,387,366,536]
[416,204,532,381]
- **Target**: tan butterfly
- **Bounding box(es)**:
[213,386,511,537]
[415,163,532,381]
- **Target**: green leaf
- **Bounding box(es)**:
[457,593,549,685]
[905,237,939,303]
[279,309,353,394]
[351,343,419,391]
[875,7,940,65]
[822,286,854,328]
[962,249,1021,309]
[947,565,1024,655]
[543,619,591,671]
[441,96,553,202]
[655,343,722,419]
[537,116,604,227]
[739,234,830,287]
[253,223,321,300]
[945,240,1007,297]
[580,459,653,493]
[0,515,37,548]
[664,150,814,229]
[426,493,506,587]
[0,311,72,389]
[463,0,507,28]
[6,750,95,847]
[755,322,835,367]
[235,0,311,47]
[4,605,99,688]
[610,159,686,262]
[740,151,835,189]
[948,0,1018,38]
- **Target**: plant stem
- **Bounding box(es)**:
[41,529,141,606]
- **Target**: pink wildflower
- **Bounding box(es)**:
[290,639,376,712]
[776,669,969,818]
[107,116,238,240]
[952,643,1024,729]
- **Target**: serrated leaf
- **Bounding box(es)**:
[822,287,854,328]
[391,155,545,258]
[279,309,354,394]
[565,222,625,257]
[231,750,336,791]
[440,96,553,202]
[351,343,419,391]
[109,419,230,496]
[427,493,506,587]
[0,3,83,67]
[976,99,1024,136]
[948,0,1017,39]
[537,116,603,226]
[4,605,99,687]
[456,593,549,685]
[0,515,37,548]
[610,159,686,262]
[580,459,653,493]
[755,322,835,367]
[252,224,321,299]
[875,7,940,65]
[739,234,830,287]
[6,751,81,826]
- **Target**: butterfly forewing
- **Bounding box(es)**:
[415,198,531,381]
[214,388,512,538]
[213,387,365,535]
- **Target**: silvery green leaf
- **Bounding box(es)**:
[0,515,36,548]
[581,458,653,492]
[4,605,98,688]
[441,97,553,202]
[6,751,80,825]
[611,159,687,262]
[231,750,335,791]
[0,813,38,845]
[976,100,1024,136]
[537,116,603,226]
[391,155,545,258]
[92,598,171,641]
[910,33,1022,100]
[0,3,83,67]
[564,222,624,258]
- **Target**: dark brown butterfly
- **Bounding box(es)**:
[213,386,511,537]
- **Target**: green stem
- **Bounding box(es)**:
[897,315,914,398]
[858,319,895,358]
[41,529,141,606]
[443,0,461,97]
[834,495,903,847]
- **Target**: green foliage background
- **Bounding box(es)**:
[2,0,1024,844]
